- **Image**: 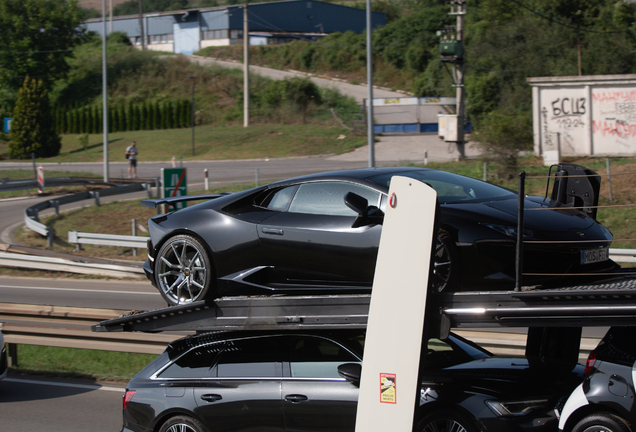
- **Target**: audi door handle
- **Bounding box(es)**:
[262,228,284,235]
[200,394,222,402]
[285,394,308,403]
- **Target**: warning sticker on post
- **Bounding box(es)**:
[380,373,396,404]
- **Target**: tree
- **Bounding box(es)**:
[9,77,61,159]
[0,0,85,93]
[472,110,533,179]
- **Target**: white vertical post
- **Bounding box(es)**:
[356,177,437,432]
[132,218,137,257]
[204,168,209,190]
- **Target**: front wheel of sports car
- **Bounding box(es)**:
[430,230,460,292]
[155,235,213,306]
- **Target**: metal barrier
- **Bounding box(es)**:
[24,182,154,247]
[609,248,636,263]
[0,252,143,278]
[67,231,149,250]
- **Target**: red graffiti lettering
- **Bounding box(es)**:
[592,90,636,103]
[593,120,636,137]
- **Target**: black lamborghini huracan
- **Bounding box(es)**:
[142,167,617,306]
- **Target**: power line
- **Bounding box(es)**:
[465,44,578,73]
[509,0,629,34]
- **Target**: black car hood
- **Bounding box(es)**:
[424,356,584,398]
[462,196,611,239]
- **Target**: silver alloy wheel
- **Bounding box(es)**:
[156,236,209,304]
[421,418,469,432]
[165,424,198,432]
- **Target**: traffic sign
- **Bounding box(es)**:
[3,118,12,133]
[161,168,187,212]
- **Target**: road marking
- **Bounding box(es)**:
[4,378,125,392]
[0,284,157,295]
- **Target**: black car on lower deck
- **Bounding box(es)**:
[121,330,583,432]
[559,327,636,432]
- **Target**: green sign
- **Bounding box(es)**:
[162,168,187,212]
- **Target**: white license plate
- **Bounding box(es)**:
[581,246,609,264]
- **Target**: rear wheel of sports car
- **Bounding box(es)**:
[155,235,213,306]
[417,410,477,432]
[159,415,210,432]
[572,413,631,432]
[430,230,460,292]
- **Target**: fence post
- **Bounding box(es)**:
[515,171,525,291]
[53,200,60,216]
[7,343,17,368]
[606,158,613,204]
[90,191,100,206]
[47,227,54,248]
[204,169,209,190]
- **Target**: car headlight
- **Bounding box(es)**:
[485,399,550,417]
[481,223,534,238]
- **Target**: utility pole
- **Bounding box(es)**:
[243,3,250,127]
[138,0,145,50]
[366,0,375,168]
[439,1,466,160]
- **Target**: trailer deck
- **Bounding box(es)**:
[92,272,636,334]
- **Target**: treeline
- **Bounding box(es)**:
[54,99,192,134]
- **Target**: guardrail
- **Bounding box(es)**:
[0,302,600,368]
[68,231,149,250]
[24,182,154,247]
[609,248,636,263]
[0,177,111,192]
[0,252,143,278]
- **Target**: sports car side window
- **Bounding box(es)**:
[260,185,299,211]
[288,182,381,216]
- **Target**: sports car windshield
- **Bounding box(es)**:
[367,170,516,204]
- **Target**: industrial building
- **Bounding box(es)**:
[83,0,386,54]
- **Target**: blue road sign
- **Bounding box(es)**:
[3,118,11,133]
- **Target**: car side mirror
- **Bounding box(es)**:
[338,363,362,386]
[344,192,368,215]
[344,192,384,228]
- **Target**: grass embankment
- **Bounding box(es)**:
[6,156,636,381]
[0,124,366,164]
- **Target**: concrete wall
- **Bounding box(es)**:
[528,75,636,158]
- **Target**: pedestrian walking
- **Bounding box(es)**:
[125,141,139,178]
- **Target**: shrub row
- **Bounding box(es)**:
[54,99,192,134]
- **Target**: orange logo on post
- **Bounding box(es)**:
[380,373,396,404]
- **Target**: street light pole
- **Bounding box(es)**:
[188,77,195,156]
[366,0,375,168]
[102,0,109,182]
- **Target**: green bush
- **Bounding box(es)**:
[9,77,61,159]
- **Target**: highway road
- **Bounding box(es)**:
[0,376,124,432]
[0,276,166,311]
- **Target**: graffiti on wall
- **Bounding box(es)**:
[541,92,587,154]
[591,88,636,152]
